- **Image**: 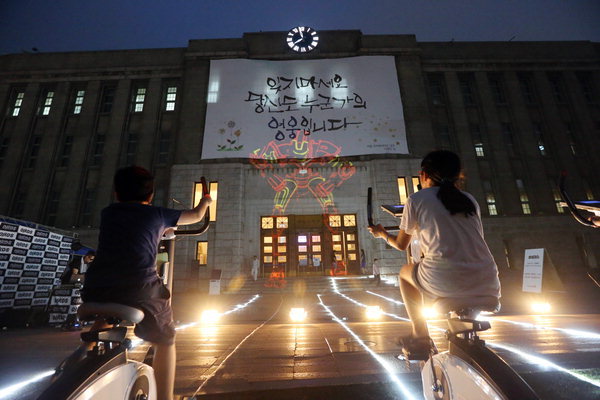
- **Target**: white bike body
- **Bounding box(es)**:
[422,352,505,400]
[68,361,156,400]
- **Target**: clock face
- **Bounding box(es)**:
[286,26,319,53]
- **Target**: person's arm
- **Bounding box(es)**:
[368,224,412,251]
[590,215,600,228]
[176,195,212,225]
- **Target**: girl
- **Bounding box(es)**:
[369,150,500,357]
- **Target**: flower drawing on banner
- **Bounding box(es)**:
[217,120,244,151]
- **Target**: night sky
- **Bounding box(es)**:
[0,0,599,55]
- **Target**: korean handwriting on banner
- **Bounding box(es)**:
[244,74,367,141]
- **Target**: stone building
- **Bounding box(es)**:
[1,30,599,294]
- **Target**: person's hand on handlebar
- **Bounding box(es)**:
[368,223,387,239]
[589,215,600,228]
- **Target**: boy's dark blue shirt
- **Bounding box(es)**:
[85,202,181,287]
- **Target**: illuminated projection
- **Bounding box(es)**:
[202,56,407,159]
[250,134,356,214]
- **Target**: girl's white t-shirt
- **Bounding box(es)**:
[399,187,501,299]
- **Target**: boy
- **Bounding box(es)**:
[82,166,212,400]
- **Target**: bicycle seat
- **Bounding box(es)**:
[77,302,145,323]
[432,296,500,316]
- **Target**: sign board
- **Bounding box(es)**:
[202,56,408,159]
[522,248,544,293]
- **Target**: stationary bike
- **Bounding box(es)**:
[367,187,539,399]
[37,178,211,400]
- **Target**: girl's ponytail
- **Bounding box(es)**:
[421,151,476,217]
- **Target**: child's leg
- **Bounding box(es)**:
[399,263,429,338]
[152,342,176,400]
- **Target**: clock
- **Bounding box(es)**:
[286,26,319,53]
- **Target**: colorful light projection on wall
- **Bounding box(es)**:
[250,132,356,215]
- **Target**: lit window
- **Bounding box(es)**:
[483,180,498,216]
[412,176,421,193]
[552,187,564,214]
[264,246,273,253]
[165,86,177,111]
[475,143,485,157]
[516,179,531,215]
[196,241,208,265]
[329,215,341,227]
[343,214,356,227]
[278,236,286,243]
[262,217,274,229]
[346,233,355,241]
[193,181,218,221]
[298,235,307,243]
[41,91,54,116]
[278,245,286,253]
[11,91,25,116]
[278,255,287,263]
[264,255,272,263]
[73,90,85,114]
[348,253,357,261]
[276,217,288,229]
[133,87,146,112]
[397,177,408,204]
[263,236,273,244]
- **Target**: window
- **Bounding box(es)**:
[483,180,498,216]
[276,216,288,229]
[10,90,25,117]
[59,135,73,167]
[0,137,10,168]
[132,87,146,112]
[40,90,54,116]
[80,188,96,226]
[397,177,408,204]
[577,72,596,103]
[551,185,564,214]
[411,176,421,193]
[547,73,566,104]
[565,123,577,156]
[518,73,537,104]
[196,241,208,265]
[427,73,445,105]
[533,123,547,156]
[72,90,85,114]
[501,122,517,157]
[329,215,342,227]
[12,190,27,219]
[343,214,356,227]
[193,181,218,222]
[125,133,137,165]
[157,132,170,165]
[91,135,105,166]
[165,86,177,111]
[45,189,60,226]
[471,124,485,157]
[516,179,531,215]
[488,73,507,105]
[207,81,219,103]
[261,217,274,229]
[459,74,476,106]
[100,85,116,113]
[438,125,452,149]
[26,136,42,168]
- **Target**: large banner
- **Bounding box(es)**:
[0,220,73,309]
[202,56,408,159]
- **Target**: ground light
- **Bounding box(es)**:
[421,307,439,319]
[365,305,382,320]
[289,307,307,322]
[200,309,221,324]
[531,302,552,314]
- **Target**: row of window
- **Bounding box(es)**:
[7,83,179,118]
[428,71,597,108]
[397,175,595,216]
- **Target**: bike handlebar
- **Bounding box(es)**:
[174,176,211,236]
[558,172,596,227]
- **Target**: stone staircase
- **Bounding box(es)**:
[221,275,397,295]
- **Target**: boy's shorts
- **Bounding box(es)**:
[81,278,176,345]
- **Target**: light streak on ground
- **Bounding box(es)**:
[0,295,262,399]
[488,342,600,388]
[491,318,600,340]
[317,294,419,400]
[0,370,54,399]
[175,294,260,331]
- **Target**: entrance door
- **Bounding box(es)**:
[296,233,323,276]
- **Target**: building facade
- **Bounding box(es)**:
[1,31,599,293]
